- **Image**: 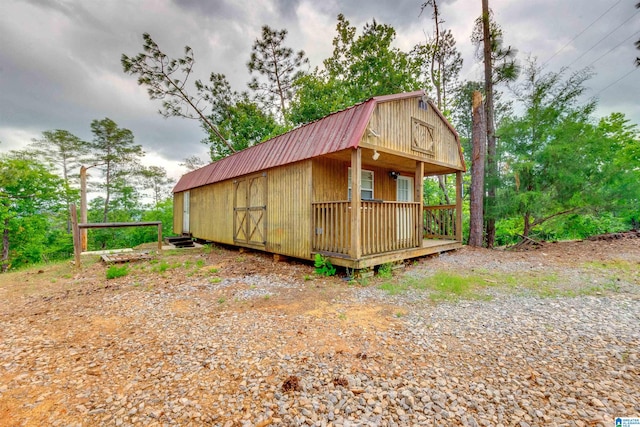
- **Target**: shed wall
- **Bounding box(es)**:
[173,192,184,235]
[365,98,462,169]
[266,161,312,259]
[189,181,235,244]
[312,157,401,202]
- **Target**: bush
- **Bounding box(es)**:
[314,254,336,276]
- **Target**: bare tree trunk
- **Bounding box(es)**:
[469,91,486,247]
[2,217,9,273]
[482,0,497,248]
[438,175,451,205]
[523,212,531,237]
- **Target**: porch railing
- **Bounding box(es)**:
[312,201,421,257]
[423,204,456,239]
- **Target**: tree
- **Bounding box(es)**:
[247,25,308,122]
[88,118,144,223]
[29,130,88,233]
[414,1,463,205]
[0,153,64,272]
[180,155,206,171]
[497,63,600,237]
[121,33,235,153]
[468,91,486,247]
[472,3,519,247]
[140,166,172,209]
[416,1,463,113]
[198,73,285,159]
[290,15,419,125]
[590,113,640,227]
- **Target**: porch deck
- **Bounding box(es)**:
[311,200,462,269]
[316,239,462,269]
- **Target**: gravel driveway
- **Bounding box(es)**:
[0,240,638,427]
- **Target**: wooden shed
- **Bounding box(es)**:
[173,90,466,269]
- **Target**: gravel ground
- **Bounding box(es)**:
[1,241,639,427]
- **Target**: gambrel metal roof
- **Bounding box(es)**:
[173,90,459,193]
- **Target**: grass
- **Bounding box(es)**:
[379,271,493,302]
[106,264,129,280]
[377,263,393,279]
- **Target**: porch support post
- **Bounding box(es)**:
[350,148,362,259]
[415,161,424,243]
[455,171,463,242]
[414,161,424,204]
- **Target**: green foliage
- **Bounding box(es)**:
[496,62,604,236]
[379,272,491,301]
[106,264,129,279]
[314,253,336,276]
[0,154,67,271]
[377,263,393,279]
[88,118,144,223]
[247,25,308,121]
[289,14,420,125]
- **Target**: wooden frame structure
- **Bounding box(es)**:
[173,91,466,269]
[70,204,162,268]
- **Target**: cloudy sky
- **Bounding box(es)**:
[1,0,638,182]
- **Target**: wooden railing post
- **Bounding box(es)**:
[415,161,424,241]
[456,171,463,242]
[350,148,362,259]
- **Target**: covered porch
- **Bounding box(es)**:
[311,147,463,269]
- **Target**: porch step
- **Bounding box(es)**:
[164,236,195,248]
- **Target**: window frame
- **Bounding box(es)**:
[348,168,375,200]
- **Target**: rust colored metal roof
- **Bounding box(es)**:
[173,90,432,193]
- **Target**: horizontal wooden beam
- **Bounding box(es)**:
[78,221,162,229]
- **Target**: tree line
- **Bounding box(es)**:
[0,119,174,272]
[122,2,639,247]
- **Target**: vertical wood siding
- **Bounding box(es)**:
[173,192,184,235]
[266,161,312,259]
[312,157,400,202]
[189,181,235,244]
[366,98,462,168]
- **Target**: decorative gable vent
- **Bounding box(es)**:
[411,117,435,155]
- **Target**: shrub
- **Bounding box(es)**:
[314,254,336,276]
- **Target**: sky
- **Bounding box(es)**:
[1,0,638,183]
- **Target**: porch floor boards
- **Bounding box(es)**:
[322,239,462,269]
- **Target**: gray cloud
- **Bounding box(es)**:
[1,0,638,181]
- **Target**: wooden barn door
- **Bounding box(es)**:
[233,173,267,247]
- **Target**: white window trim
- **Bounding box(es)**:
[348,168,374,200]
[396,176,414,202]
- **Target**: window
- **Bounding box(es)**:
[348,168,374,200]
[396,176,413,202]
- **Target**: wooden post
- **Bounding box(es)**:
[456,171,463,242]
[157,223,163,252]
[70,204,81,268]
[415,161,424,242]
[350,148,362,260]
[80,166,88,251]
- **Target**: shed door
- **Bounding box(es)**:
[396,177,414,242]
[234,173,267,246]
[182,191,190,234]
